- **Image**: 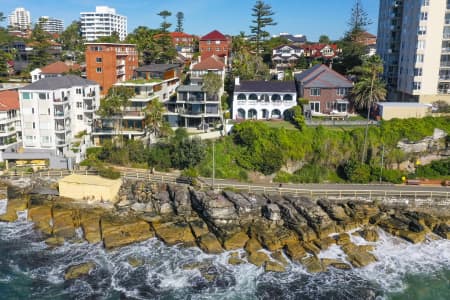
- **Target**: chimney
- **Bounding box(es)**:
[235,76,240,86]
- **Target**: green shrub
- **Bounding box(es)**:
[416,158,450,179]
[98,166,121,180]
[343,160,371,183]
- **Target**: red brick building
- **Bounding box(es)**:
[85,43,138,95]
[295,64,354,116]
[199,30,231,59]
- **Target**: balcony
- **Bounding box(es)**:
[54,96,69,104]
[116,70,125,76]
[116,59,125,66]
[84,105,95,112]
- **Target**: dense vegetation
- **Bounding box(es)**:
[83,117,449,184]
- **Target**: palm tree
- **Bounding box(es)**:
[202,73,224,131]
[350,55,386,163]
[144,99,170,145]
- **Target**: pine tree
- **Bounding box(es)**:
[156,11,177,63]
[175,12,184,33]
[250,1,277,54]
[347,0,372,35]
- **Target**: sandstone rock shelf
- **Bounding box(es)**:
[1,180,449,276]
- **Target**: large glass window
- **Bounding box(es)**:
[22,92,31,100]
[310,88,321,96]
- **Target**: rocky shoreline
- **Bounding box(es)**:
[1,179,449,280]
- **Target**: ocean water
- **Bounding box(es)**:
[0,210,449,300]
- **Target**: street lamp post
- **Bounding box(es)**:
[212,140,215,189]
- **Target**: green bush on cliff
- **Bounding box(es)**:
[98,166,121,180]
[415,158,450,179]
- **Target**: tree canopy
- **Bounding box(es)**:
[176,12,184,32]
[250,1,277,53]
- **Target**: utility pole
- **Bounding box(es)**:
[379,144,385,183]
[212,140,215,189]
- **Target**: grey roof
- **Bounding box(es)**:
[136,64,181,73]
[279,34,307,43]
[235,81,297,93]
[20,75,98,91]
[177,85,204,92]
[295,64,353,89]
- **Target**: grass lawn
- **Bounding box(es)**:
[257,120,298,130]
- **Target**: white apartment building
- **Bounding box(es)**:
[8,7,31,31]
[80,6,127,41]
[38,16,64,34]
[19,75,100,156]
[377,0,450,104]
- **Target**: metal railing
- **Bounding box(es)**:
[1,171,448,206]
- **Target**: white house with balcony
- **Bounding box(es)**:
[232,78,297,120]
[272,45,304,70]
[19,75,100,156]
[0,90,21,158]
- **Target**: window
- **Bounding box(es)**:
[337,88,348,96]
[417,40,426,50]
[77,115,83,120]
[41,136,52,144]
[283,94,293,101]
[310,101,320,112]
[22,92,31,100]
[418,26,427,35]
[310,88,321,96]
[216,47,220,51]
[413,82,422,90]
[96,57,102,63]
[25,136,33,141]
[32,122,35,129]
[76,88,82,94]
[416,54,424,63]
[237,94,246,100]
[76,102,82,108]
[96,67,102,73]
[420,12,428,21]
[38,93,47,100]
[422,0,429,6]
[414,68,423,76]
[32,108,35,114]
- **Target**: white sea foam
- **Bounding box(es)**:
[0,199,7,215]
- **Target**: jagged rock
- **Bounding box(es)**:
[271,250,289,266]
[251,221,298,251]
[52,208,78,238]
[434,223,450,239]
[301,256,325,273]
[301,241,321,255]
[167,185,191,216]
[335,233,351,245]
[285,196,336,238]
[64,262,96,280]
[244,238,263,255]
[101,218,153,249]
[248,251,270,267]
[321,259,352,270]
[265,261,286,272]
[223,191,265,224]
[277,199,317,242]
[318,199,351,222]
[263,204,282,222]
[358,228,379,242]
[0,197,28,222]
[284,241,307,262]
[28,205,53,235]
[399,230,426,244]
[182,260,213,270]
[45,236,65,247]
[378,216,410,235]
[223,231,249,250]
[313,236,336,250]
[128,256,144,267]
[153,221,196,247]
[189,219,210,238]
[346,251,377,268]
[80,211,102,244]
[228,257,246,265]
[197,233,223,254]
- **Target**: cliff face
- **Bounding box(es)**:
[1,180,449,273]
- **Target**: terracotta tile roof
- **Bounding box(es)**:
[0,90,20,111]
[170,32,195,39]
[40,61,80,74]
[191,55,225,71]
[200,30,227,41]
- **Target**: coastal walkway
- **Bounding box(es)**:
[1,169,449,207]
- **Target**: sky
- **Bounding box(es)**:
[1,0,380,41]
